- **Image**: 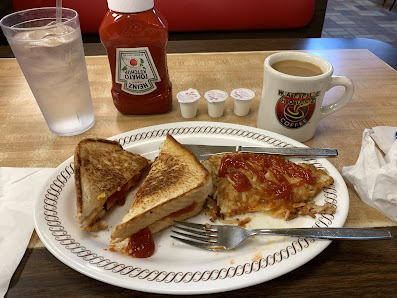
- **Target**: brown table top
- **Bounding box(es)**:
[2,38,397,297]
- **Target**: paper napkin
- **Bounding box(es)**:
[342,126,397,223]
[0,167,54,298]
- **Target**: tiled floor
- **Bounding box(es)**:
[322,0,397,47]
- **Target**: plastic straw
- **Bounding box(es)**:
[56,0,62,35]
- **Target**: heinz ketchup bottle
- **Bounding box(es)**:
[99,0,172,114]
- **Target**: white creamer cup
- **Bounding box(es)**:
[177,88,200,118]
[204,90,228,118]
[231,88,255,116]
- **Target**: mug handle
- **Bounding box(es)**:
[321,75,354,118]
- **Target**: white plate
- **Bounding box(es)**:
[34,121,349,295]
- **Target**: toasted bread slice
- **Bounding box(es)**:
[111,134,212,242]
[74,138,149,231]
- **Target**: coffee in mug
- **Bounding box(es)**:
[257,52,354,142]
[271,60,323,77]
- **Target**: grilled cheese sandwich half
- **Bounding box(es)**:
[74,138,149,231]
[110,135,212,257]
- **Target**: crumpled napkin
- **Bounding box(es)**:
[0,167,54,298]
[342,126,397,223]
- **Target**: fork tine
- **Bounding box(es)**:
[174,221,217,232]
[171,230,217,243]
[172,225,218,238]
[171,236,217,251]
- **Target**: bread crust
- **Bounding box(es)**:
[147,200,205,234]
[74,138,149,231]
[111,135,213,241]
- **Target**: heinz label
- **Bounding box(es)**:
[275,90,320,129]
[116,47,160,95]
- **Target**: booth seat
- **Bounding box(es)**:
[12,0,316,34]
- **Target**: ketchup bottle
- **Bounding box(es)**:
[99,0,172,114]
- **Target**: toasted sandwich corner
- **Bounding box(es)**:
[74,138,149,232]
[110,134,213,244]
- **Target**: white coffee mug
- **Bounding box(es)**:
[257,52,354,142]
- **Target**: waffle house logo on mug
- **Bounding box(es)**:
[275,90,320,129]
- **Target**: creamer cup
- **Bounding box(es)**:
[204,90,228,118]
[177,88,200,118]
[231,88,255,116]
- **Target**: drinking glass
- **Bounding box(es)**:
[0,7,95,136]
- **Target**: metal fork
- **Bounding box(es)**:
[171,221,393,251]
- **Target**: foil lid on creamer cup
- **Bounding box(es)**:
[177,88,201,103]
[230,88,255,116]
[204,90,228,118]
[177,88,200,118]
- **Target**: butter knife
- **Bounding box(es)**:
[183,144,338,158]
